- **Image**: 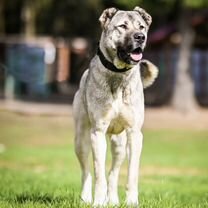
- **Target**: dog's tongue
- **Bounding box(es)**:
[130,52,143,62]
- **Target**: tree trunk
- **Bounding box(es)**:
[0,0,5,35]
[171,9,198,113]
[21,0,36,37]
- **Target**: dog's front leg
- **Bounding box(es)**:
[126,129,143,206]
[91,128,108,206]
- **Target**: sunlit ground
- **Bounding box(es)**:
[0,111,208,208]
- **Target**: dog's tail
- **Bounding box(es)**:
[140,59,159,88]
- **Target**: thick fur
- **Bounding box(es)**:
[140,59,158,88]
[73,7,157,207]
[133,6,152,26]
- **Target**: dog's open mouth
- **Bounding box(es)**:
[117,46,143,64]
[129,47,143,62]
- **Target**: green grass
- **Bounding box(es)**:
[0,111,208,207]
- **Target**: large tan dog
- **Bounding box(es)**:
[73,7,158,206]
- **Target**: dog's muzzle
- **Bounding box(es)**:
[117,32,146,64]
[117,45,143,64]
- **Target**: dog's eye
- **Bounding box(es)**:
[140,25,145,30]
[118,24,128,29]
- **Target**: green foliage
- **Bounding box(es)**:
[2,0,208,37]
[116,0,142,9]
[184,0,208,8]
[35,0,103,37]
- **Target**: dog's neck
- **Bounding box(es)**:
[97,47,131,73]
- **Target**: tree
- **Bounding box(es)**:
[170,0,208,113]
[0,0,5,35]
[171,2,197,113]
[21,0,35,36]
[21,0,52,37]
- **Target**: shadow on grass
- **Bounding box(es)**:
[12,193,124,207]
[11,193,83,207]
[15,194,63,204]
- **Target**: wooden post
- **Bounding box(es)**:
[56,40,70,82]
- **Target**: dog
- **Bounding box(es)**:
[73,7,158,206]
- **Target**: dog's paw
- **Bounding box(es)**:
[125,191,139,207]
[93,190,108,207]
[140,59,159,88]
[108,194,119,206]
[93,198,108,207]
[81,194,92,204]
[125,199,139,208]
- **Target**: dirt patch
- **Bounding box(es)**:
[1,100,208,130]
[140,165,207,176]
[0,160,48,173]
[144,107,208,130]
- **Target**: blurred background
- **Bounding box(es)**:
[0,0,207,111]
[0,1,208,207]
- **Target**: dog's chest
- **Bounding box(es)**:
[107,107,134,134]
[102,74,140,134]
[106,86,135,134]
[89,69,143,134]
[107,75,132,103]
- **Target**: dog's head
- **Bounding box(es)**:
[99,7,152,68]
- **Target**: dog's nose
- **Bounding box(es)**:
[134,33,145,43]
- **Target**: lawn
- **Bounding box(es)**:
[0,111,208,208]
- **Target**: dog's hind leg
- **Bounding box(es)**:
[108,132,127,205]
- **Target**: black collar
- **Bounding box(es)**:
[97,47,130,73]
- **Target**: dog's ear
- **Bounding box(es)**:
[99,7,118,29]
[133,6,152,27]
[140,59,158,88]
